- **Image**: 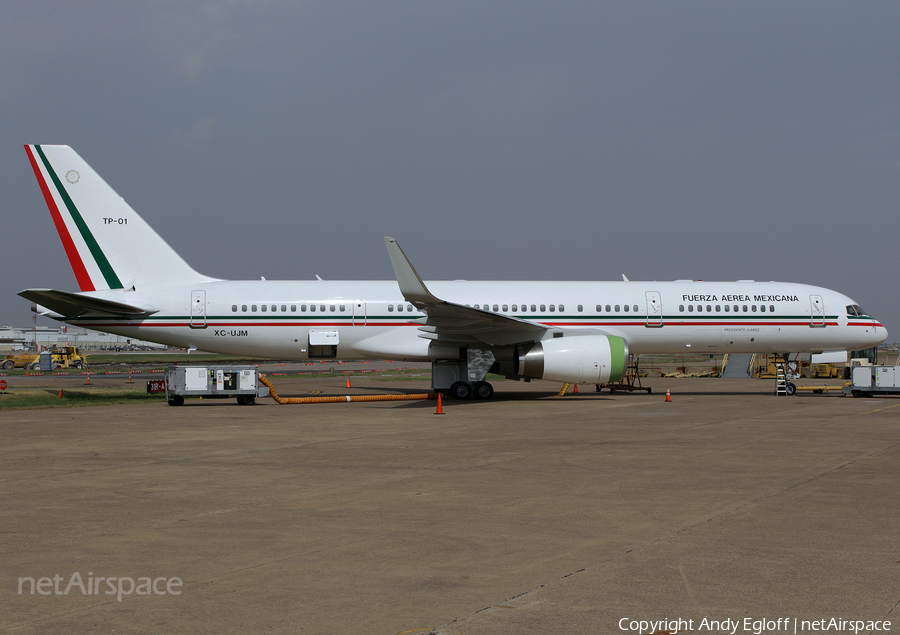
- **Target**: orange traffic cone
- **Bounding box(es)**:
[58,389,63,399]
[573,383,579,393]
[434,392,445,415]
[665,387,671,402]
[346,378,352,389]
[84,373,92,386]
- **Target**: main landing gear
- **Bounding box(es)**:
[446,381,494,400]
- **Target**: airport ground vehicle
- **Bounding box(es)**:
[843,366,900,397]
[160,366,269,406]
[1,346,88,370]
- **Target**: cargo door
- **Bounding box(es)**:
[692,329,722,352]
[645,291,663,327]
[352,301,367,326]
[190,290,207,328]
[809,294,825,327]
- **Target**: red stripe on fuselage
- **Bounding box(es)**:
[24,146,94,291]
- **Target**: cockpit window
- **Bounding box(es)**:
[846,304,870,317]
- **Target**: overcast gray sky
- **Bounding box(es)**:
[2,1,898,340]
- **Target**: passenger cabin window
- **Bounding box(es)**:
[751,305,757,312]
[320,305,326,312]
[271,305,276,312]
[407,305,413,312]
[493,304,499,312]
[549,305,555,312]
[512,305,518,312]
[578,305,583,312]
[697,305,702,312]
[540,304,546,312]
[242,305,248,312]
[679,305,685,312]
[769,305,775,312]
[633,305,638,312]
[251,305,257,312]
[615,305,620,312]
[742,305,748,312]
[232,305,237,312]
[688,305,694,312]
[291,305,297,312]
[596,304,602,312]
[281,305,287,312]
[733,305,738,312]
[388,305,394,312]
[531,305,537,312]
[760,305,766,312]
[261,305,267,312]
[560,305,565,312]
[330,305,335,312]
[301,305,307,312]
[341,305,346,312]
[624,305,629,312]
[715,305,721,312]
[502,304,508,312]
[310,305,316,312]
[605,305,611,312]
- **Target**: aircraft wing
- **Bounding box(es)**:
[18,289,158,318]
[384,237,548,347]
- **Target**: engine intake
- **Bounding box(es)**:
[515,335,628,384]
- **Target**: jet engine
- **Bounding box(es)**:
[515,335,628,384]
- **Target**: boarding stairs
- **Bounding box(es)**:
[721,353,754,378]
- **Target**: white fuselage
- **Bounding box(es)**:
[60,279,887,359]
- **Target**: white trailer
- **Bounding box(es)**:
[162,366,270,406]
[843,366,900,397]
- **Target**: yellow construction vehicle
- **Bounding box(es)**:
[1,346,89,370]
[812,363,842,379]
[1,352,39,370]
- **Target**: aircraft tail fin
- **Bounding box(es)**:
[24,145,212,291]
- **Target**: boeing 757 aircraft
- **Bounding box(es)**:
[19,145,888,399]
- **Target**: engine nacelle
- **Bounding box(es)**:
[516,335,628,384]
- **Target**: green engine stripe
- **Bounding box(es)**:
[608,336,626,383]
[35,145,123,289]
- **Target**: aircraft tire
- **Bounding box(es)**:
[786,382,797,396]
[449,381,472,400]
[472,381,494,400]
[167,395,185,406]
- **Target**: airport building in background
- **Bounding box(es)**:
[0,325,168,352]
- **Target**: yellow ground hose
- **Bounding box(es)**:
[258,375,437,405]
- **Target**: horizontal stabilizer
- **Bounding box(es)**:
[18,288,158,318]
